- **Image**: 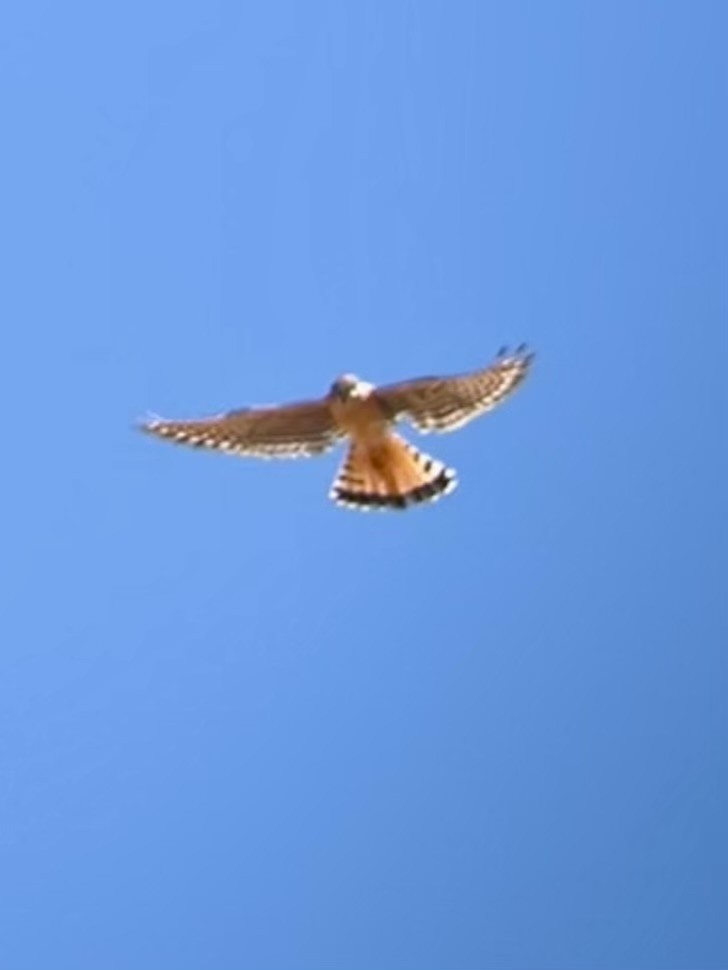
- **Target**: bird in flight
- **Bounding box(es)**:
[140,345,534,511]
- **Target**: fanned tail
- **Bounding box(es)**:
[329,433,457,512]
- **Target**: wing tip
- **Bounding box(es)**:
[496,342,535,367]
[136,412,173,437]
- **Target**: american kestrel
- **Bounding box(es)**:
[140,345,534,511]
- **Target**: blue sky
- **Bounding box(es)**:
[1,1,726,967]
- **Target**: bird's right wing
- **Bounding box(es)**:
[140,398,344,459]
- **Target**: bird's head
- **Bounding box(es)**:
[329,374,373,401]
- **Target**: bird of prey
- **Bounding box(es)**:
[140,345,534,511]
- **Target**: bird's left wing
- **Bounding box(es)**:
[140,398,344,459]
[375,345,534,434]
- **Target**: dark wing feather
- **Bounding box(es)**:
[376,346,534,433]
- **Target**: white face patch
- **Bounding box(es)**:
[351,380,375,399]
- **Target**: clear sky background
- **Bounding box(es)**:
[1,2,726,968]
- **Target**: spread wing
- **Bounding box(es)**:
[140,397,343,458]
[375,345,534,433]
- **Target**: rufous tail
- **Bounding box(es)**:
[329,433,457,511]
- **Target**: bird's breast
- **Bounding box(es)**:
[330,394,390,443]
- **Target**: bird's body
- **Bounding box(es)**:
[327,375,384,440]
[324,374,456,509]
[140,346,534,511]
